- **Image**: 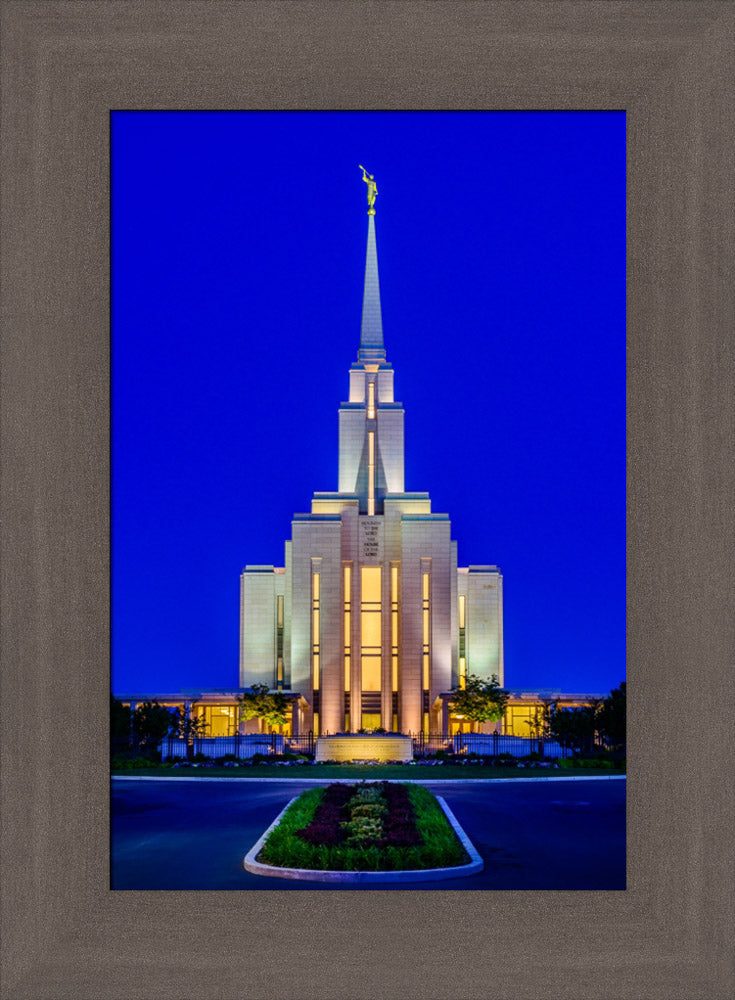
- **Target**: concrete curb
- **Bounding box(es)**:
[242,794,483,883]
[113,774,626,785]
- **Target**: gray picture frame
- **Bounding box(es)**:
[1,2,733,998]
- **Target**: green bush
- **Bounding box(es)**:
[559,757,622,770]
[111,755,161,770]
[343,816,384,845]
[352,784,383,805]
[350,802,387,819]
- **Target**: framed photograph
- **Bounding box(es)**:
[110,109,626,893]
[2,3,732,998]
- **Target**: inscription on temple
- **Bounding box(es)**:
[360,518,383,561]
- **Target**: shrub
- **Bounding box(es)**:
[111,755,161,770]
[296,783,352,846]
[350,802,387,819]
[342,815,384,845]
[559,757,621,770]
[353,783,384,801]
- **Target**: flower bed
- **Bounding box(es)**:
[254,781,469,872]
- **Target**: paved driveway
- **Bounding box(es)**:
[111,777,625,890]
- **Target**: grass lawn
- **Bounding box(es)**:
[256,782,468,871]
[112,763,625,780]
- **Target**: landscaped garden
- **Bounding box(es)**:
[111,750,625,779]
[253,781,468,872]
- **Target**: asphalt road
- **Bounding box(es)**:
[111,777,626,890]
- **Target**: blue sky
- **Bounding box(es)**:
[112,110,625,696]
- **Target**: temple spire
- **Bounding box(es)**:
[358,166,384,360]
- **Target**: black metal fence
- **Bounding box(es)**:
[159,733,288,760]
[412,731,579,758]
[114,731,609,762]
[113,733,290,761]
[284,734,316,756]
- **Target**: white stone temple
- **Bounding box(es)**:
[239,174,503,736]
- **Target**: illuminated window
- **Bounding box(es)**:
[201,704,235,737]
[343,565,351,694]
[505,706,536,736]
[362,611,381,647]
[367,380,375,419]
[276,594,284,689]
[361,656,381,690]
[390,565,399,693]
[312,571,320,691]
[422,570,430,690]
[360,566,381,695]
[458,594,466,689]
[362,565,381,603]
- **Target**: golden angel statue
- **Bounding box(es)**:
[359,165,378,214]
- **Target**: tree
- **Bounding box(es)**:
[166,705,208,761]
[131,700,177,755]
[237,685,290,732]
[110,695,131,738]
[595,681,626,753]
[526,703,549,738]
[525,699,553,752]
[448,674,508,732]
[549,701,599,755]
[169,706,208,741]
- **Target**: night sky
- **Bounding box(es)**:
[112,111,625,697]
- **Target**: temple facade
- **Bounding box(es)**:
[239,182,503,736]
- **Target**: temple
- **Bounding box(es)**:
[115,175,602,740]
[238,174,503,736]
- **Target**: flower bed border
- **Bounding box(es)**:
[243,793,483,883]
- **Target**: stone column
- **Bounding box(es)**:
[441,697,449,734]
[291,699,300,736]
